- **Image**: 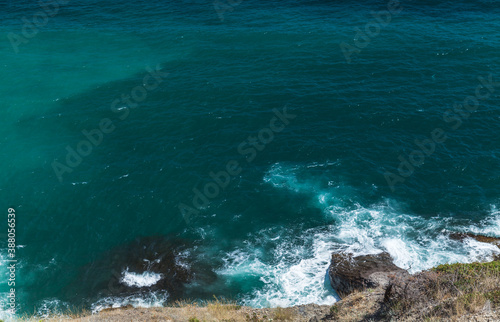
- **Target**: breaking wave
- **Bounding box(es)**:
[218,162,500,307]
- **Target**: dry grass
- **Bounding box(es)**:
[328,288,386,322]
[25,299,311,322]
[326,261,500,322]
[205,296,242,321]
[19,307,91,321]
[272,307,294,321]
[384,261,500,321]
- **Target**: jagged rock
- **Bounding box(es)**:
[450,233,500,261]
[328,252,407,297]
[449,232,500,246]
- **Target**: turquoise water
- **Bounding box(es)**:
[1,0,500,318]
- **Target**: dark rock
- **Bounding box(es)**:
[450,233,500,262]
[328,252,407,297]
[383,284,393,302]
[449,232,500,247]
[66,236,217,306]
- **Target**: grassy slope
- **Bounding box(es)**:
[331,261,500,321]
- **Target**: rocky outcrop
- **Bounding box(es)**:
[449,232,500,246]
[450,232,500,260]
[328,252,407,297]
[328,233,500,297]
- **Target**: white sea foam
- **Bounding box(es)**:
[120,269,162,288]
[0,293,15,322]
[462,206,500,237]
[218,162,500,308]
[7,161,500,315]
[89,269,168,314]
[265,163,500,271]
[91,291,168,314]
[35,298,71,318]
[71,181,88,185]
[218,228,339,308]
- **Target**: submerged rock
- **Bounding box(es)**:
[328,252,407,297]
[103,236,193,297]
[66,236,217,306]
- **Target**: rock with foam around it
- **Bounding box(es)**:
[328,252,408,297]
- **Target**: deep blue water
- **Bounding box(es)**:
[0,0,500,318]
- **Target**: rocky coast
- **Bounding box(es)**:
[41,233,500,322]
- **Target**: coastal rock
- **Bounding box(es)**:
[449,232,500,247]
[450,232,500,260]
[328,252,407,297]
[67,236,217,306]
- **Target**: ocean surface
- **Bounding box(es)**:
[1,0,500,318]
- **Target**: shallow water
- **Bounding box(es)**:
[0,0,500,318]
